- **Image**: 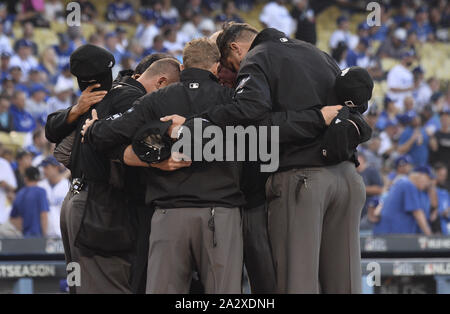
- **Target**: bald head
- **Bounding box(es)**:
[138,58,181,93]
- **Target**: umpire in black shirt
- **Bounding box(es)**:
[165,24,367,293]
[45,44,113,294]
[83,39,245,293]
[45,45,180,293]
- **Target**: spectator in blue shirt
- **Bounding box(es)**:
[346,37,370,68]
[411,7,433,42]
[393,1,415,26]
[0,52,11,81]
[357,153,384,229]
[373,166,434,235]
[0,3,15,36]
[143,35,168,57]
[104,32,123,65]
[376,96,399,131]
[36,46,59,85]
[52,33,75,70]
[386,154,413,190]
[13,22,38,56]
[0,94,13,132]
[9,66,29,93]
[9,39,38,80]
[25,129,46,161]
[9,90,36,133]
[106,0,135,23]
[215,0,243,24]
[9,167,49,237]
[370,22,389,42]
[422,104,441,135]
[398,110,430,167]
[357,22,370,42]
[26,83,49,125]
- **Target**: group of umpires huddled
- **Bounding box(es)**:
[45,22,375,294]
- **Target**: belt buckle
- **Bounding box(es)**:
[71,178,84,194]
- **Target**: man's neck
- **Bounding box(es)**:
[409,175,422,190]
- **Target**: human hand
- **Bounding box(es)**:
[72,84,107,117]
[320,105,343,126]
[81,109,98,142]
[160,114,186,139]
[149,152,192,171]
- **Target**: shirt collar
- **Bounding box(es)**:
[118,75,147,94]
[180,68,218,83]
[249,28,291,51]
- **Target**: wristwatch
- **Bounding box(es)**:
[176,126,184,140]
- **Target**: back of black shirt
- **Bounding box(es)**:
[140,69,245,208]
[80,76,146,182]
[87,68,245,209]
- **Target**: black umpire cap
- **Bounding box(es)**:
[320,67,374,164]
[70,44,115,92]
[335,66,374,114]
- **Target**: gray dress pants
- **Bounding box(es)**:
[242,204,277,293]
[146,207,243,294]
[266,161,366,294]
[60,190,132,294]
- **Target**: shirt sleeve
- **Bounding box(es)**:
[199,53,327,145]
[45,107,78,144]
[268,109,326,144]
[404,182,422,213]
[398,129,412,145]
[38,189,50,213]
[0,160,17,189]
[9,197,19,218]
[85,96,154,152]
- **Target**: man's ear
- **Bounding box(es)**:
[156,76,168,88]
[180,64,185,71]
[230,42,240,54]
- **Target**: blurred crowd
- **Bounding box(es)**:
[0,0,448,238]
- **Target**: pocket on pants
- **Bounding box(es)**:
[265,174,282,204]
